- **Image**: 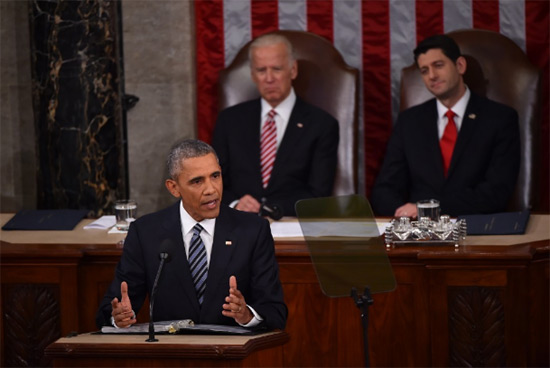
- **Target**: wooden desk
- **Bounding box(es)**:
[45,331,289,367]
[1,214,549,367]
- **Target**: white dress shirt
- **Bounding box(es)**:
[436,87,471,139]
[178,202,262,327]
[260,87,297,147]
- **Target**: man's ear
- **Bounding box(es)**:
[290,59,298,80]
[165,179,181,198]
[456,55,467,76]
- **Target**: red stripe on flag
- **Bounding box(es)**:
[472,0,499,32]
[416,0,443,43]
[307,0,334,43]
[195,0,225,143]
[526,0,550,211]
[251,0,278,38]
[362,0,392,197]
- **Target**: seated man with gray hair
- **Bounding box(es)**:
[212,33,339,217]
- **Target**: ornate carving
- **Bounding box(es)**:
[448,286,506,367]
[3,284,60,367]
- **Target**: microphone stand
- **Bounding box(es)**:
[146,252,170,342]
[351,287,374,367]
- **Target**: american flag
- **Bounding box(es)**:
[195,0,549,210]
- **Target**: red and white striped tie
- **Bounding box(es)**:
[260,109,277,188]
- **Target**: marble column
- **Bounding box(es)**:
[29,0,126,216]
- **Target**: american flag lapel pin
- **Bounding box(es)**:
[225,240,232,246]
[468,113,476,119]
[297,122,304,128]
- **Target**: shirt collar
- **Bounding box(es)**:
[179,201,216,237]
[260,87,296,122]
[436,86,470,119]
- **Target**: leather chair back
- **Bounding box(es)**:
[218,30,359,195]
[400,29,541,211]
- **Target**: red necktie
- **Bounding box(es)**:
[440,109,457,177]
[260,110,277,188]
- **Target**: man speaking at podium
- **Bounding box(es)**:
[96,140,287,331]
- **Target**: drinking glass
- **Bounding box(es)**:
[416,199,440,221]
[114,200,137,231]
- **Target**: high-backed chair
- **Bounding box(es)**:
[218,30,359,196]
[400,29,542,211]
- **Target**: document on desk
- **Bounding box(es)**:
[101,320,255,335]
[270,222,304,237]
[83,215,116,229]
[458,210,530,235]
[270,220,389,238]
[1,209,89,231]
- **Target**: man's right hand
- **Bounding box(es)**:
[235,194,261,213]
[110,281,136,328]
[394,202,417,219]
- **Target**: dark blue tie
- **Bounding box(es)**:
[189,223,208,305]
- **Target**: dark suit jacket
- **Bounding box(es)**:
[371,92,520,217]
[212,97,339,216]
[96,202,287,331]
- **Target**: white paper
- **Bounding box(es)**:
[101,320,251,335]
[83,215,116,230]
[108,226,127,234]
[270,222,304,237]
[270,220,390,238]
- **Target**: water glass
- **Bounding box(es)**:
[416,199,440,221]
[114,199,137,231]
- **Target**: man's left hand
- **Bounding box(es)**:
[222,275,253,325]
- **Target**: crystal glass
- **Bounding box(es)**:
[412,216,433,240]
[433,214,452,240]
[416,199,440,221]
[114,199,137,231]
[393,216,412,240]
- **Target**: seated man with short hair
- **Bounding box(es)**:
[371,34,520,218]
[212,33,339,217]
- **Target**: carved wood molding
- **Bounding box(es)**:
[3,284,60,367]
[448,286,506,367]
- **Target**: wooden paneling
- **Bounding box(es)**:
[1,217,549,367]
[45,332,289,367]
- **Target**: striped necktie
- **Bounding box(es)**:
[260,109,277,188]
[189,223,208,305]
[440,109,457,177]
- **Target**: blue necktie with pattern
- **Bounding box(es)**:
[189,223,208,305]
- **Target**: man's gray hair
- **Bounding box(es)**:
[167,139,217,179]
[248,33,295,66]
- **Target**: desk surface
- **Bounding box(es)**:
[1,213,548,247]
[46,330,289,360]
[50,330,282,346]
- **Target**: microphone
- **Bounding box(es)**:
[260,201,283,220]
[146,239,175,342]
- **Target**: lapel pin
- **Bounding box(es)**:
[297,123,303,128]
[225,240,232,246]
[468,113,476,119]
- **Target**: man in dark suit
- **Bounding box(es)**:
[96,140,287,331]
[371,34,520,218]
[212,33,339,217]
